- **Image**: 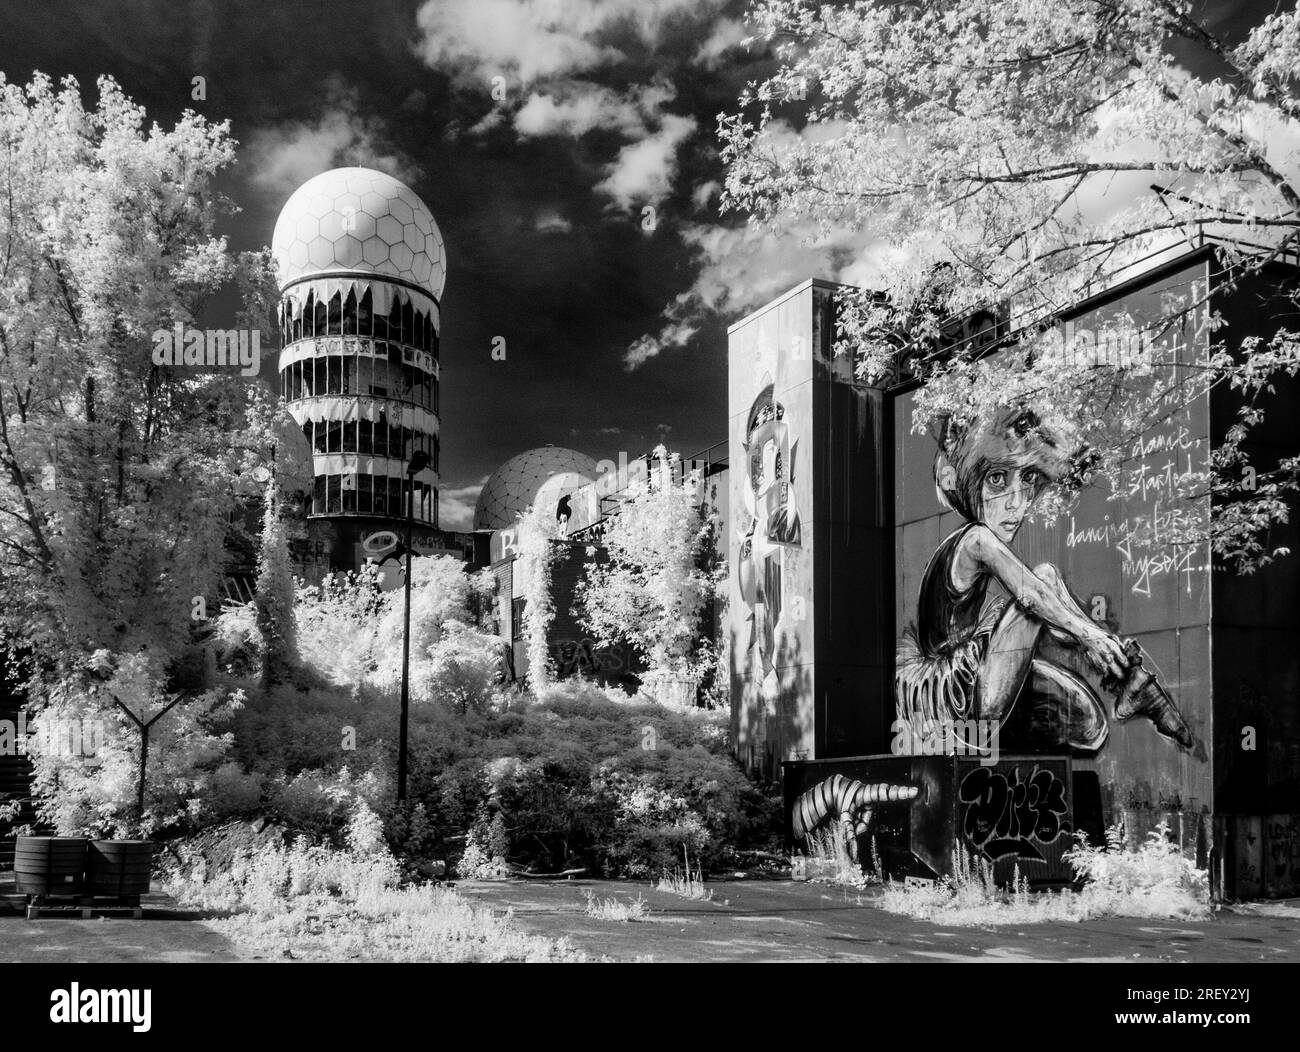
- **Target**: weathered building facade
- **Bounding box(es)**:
[731,248,1300,897]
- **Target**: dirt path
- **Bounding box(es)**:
[0,877,244,963]
[455,877,1300,963]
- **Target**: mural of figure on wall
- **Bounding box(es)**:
[737,379,802,677]
[895,406,1201,757]
[790,774,920,861]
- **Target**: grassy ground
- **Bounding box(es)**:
[201,883,585,962]
[162,831,584,962]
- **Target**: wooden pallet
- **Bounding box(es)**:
[24,894,143,920]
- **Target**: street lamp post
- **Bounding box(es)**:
[397,449,431,804]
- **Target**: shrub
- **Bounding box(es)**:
[268,765,387,836]
[1064,821,1211,919]
[456,821,510,879]
[423,621,507,715]
[201,762,265,821]
[213,602,262,678]
[292,568,384,692]
[575,446,718,675]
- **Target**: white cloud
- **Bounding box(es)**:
[625,214,886,369]
[693,17,748,68]
[245,89,418,197]
[438,478,488,532]
[415,1,719,213]
[692,180,720,211]
[414,0,719,85]
[514,85,645,138]
[534,210,573,233]
[624,314,699,369]
[596,113,697,209]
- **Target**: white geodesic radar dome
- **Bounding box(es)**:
[271,167,446,298]
[474,446,600,531]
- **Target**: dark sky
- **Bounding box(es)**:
[0,0,1281,527]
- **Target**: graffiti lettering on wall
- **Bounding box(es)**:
[548,637,626,677]
[958,765,1070,863]
[737,377,801,681]
[894,406,1203,760]
[1061,388,1211,599]
[1267,815,1300,886]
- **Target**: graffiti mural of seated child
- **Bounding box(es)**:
[896,405,1199,756]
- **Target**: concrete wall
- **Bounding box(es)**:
[729,280,888,776]
[894,257,1215,817]
[1210,263,1300,817]
[729,282,817,774]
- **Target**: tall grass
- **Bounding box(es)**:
[164,807,582,961]
[656,844,713,901]
[794,826,881,888]
[876,821,1211,926]
[584,890,650,922]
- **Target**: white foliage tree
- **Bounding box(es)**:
[0,72,283,667]
[290,566,386,693]
[29,649,245,837]
[291,555,503,709]
[515,503,561,691]
[254,480,298,685]
[719,0,1300,571]
[424,620,507,715]
[576,447,716,677]
[371,555,475,693]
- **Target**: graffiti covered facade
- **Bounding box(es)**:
[731,248,1300,896]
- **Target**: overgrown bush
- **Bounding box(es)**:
[423,621,508,715]
[29,650,246,837]
[1064,821,1211,919]
[35,552,778,879]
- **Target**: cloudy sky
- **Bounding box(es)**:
[0,0,1279,529]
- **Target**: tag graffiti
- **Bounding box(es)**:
[958,765,1071,863]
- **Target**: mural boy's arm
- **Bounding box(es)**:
[963,525,1128,680]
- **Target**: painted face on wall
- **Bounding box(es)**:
[979,465,1042,543]
[748,426,780,499]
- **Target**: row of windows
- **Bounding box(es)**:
[281,354,438,412]
[282,287,438,358]
[300,420,438,470]
[311,473,437,525]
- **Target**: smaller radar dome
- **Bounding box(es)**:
[474,447,600,531]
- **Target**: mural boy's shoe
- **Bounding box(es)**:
[1105,639,1195,750]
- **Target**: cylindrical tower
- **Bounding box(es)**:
[271,167,445,571]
